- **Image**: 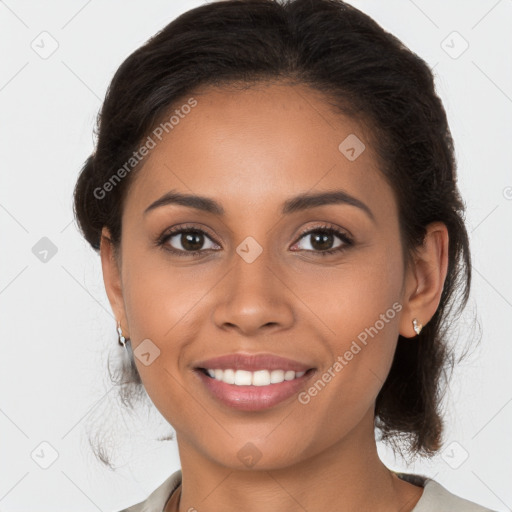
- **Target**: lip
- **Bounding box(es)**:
[194,352,315,372]
[194,367,317,411]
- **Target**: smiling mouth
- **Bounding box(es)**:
[194,366,317,411]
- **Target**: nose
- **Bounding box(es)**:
[211,247,295,337]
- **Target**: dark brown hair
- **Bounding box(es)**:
[74,0,474,468]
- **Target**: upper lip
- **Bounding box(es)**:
[194,353,315,372]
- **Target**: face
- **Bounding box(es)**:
[102,82,425,471]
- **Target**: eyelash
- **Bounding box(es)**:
[155,223,354,258]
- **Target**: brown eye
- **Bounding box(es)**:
[291,226,353,256]
[159,227,220,256]
[304,231,337,251]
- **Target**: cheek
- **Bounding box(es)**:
[119,248,211,406]
[122,245,210,342]
[294,247,404,402]
[293,241,404,342]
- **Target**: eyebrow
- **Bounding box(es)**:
[144,189,375,222]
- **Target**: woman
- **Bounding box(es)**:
[73,0,496,510]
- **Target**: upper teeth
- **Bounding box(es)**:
[205,368,306,386]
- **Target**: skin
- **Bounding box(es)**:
[101,82,449,512]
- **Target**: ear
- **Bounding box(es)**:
[399,221,449,338]
[100,226,129,334]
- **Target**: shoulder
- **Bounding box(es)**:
[116,469,182,512]
[395,472,498,512]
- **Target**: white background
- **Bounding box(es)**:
[1,0,511,510]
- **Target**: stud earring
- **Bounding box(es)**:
[412,318,423,336]
[117,321,129,349]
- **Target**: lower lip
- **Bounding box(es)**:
[195,369,316,411]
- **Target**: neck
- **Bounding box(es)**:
[172,408,424,512]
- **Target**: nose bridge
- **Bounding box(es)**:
[227,213,279,284]
[230,235,280,304]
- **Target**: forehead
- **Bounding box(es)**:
[125,82,396,220]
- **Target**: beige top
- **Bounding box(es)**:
[118,469,497,512]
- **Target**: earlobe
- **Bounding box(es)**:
[399,222,449,339]
[100,227,128,331]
